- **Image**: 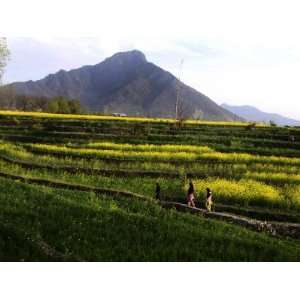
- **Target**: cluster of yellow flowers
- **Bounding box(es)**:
[0,110,258,126]
[191,178,283,207]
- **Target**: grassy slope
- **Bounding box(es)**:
[0,178,299,262]
[0,112,299,261]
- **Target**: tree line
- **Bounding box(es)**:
[0,86,85,114]
[1,39,85,115]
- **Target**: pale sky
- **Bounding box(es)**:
[1,0,300,119]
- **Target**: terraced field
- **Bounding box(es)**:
[0,111,300,261]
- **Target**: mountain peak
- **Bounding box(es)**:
[10,51,241,121]
[105,50,147,64]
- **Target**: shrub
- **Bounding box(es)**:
[192,178,282,208]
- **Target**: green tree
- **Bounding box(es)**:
[15,95,30,111]
[0,37,10,84]
[47,100,60,113]
[36,97,49,111]
[0,85,15,109]
[58,98,71,114]
[69,99,83,114]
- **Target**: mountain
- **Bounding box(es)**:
[10,50,241,121]
[221,103,300,126]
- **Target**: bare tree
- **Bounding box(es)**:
[175,59,184,120]
[176,93,186,121]
[0,37,10,84]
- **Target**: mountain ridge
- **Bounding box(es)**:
[221,103,300,126]
[9,50,241,121]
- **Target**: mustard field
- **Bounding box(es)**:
[0,111,299,261]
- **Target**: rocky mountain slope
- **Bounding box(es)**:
[10,50,241,120]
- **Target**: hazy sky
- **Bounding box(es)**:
[2,0,300,119]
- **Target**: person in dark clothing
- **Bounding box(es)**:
[187,181,196,207]
[155,182,161,200]
[188,181,194,195]
[206,188,213,212]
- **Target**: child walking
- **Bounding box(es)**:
[206,188,213,212]
[187,181,196,208]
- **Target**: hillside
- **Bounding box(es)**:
[221,103,300,126]
[10,50,241,121]
[0,111,300,261]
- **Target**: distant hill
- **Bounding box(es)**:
[9,50,241,121]
[221,103,300,126]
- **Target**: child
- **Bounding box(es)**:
[155,182,161,201]
[187,181,196,207]
[206,188,213,212]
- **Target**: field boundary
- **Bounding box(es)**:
[0,154,181,178]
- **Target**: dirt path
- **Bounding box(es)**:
[161,201,300,238]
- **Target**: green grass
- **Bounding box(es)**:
[1,178,299,261]
[0,113,299,261]
[0,158,183,199]
[83,141,214,154]
[26,143,300,166]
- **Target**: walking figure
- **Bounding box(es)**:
[206,188,213,212]
[187,181,196,208]
[155,182,161,200]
